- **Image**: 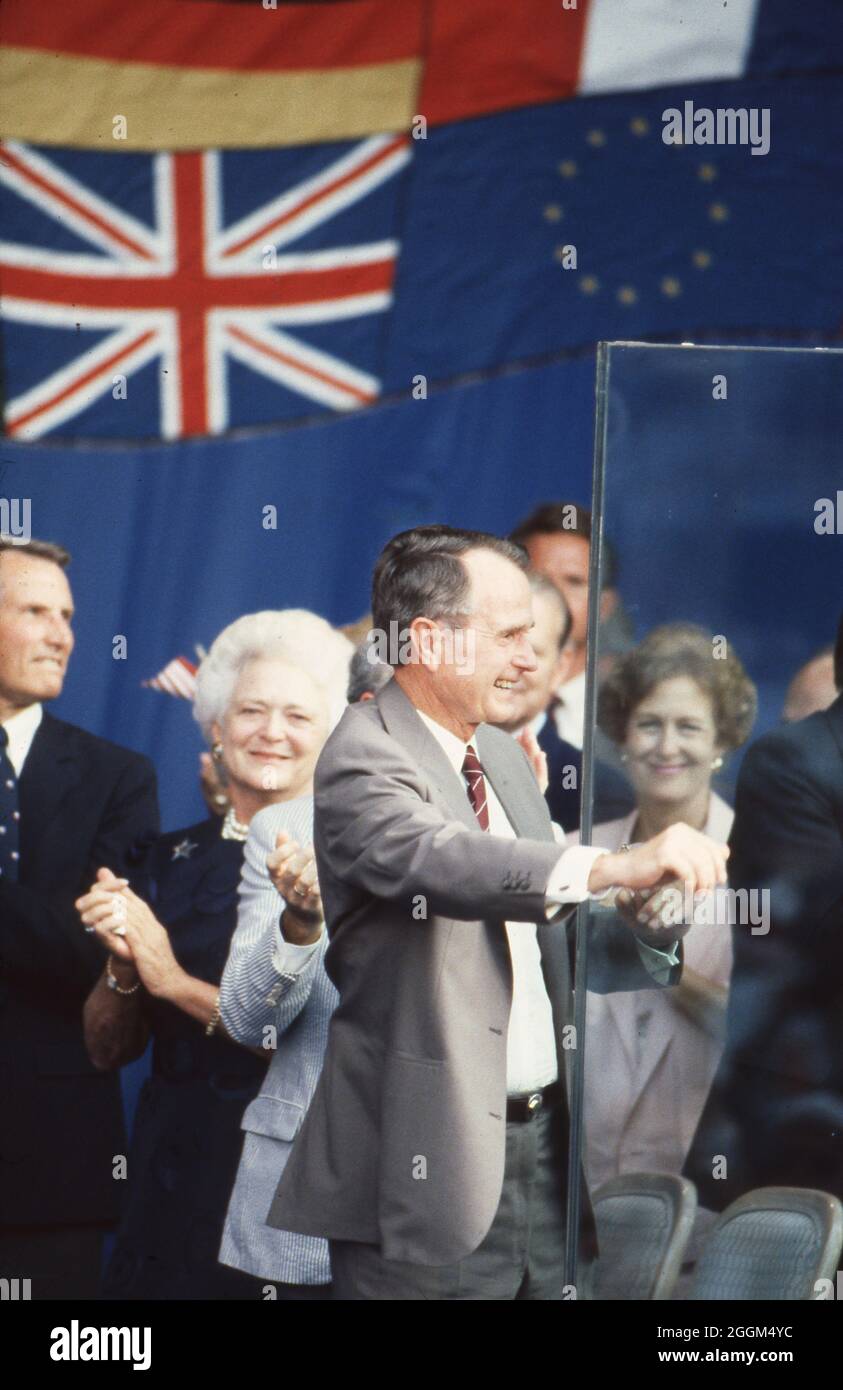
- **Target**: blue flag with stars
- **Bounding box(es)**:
[384,73,843,388]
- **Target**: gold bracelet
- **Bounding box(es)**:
[205,992,221,1037]
[106,956,140,996]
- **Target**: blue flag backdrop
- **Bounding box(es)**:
[1,355,597,828]
[3,345,841,833]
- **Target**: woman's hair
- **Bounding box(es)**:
[598,622,757,752]
[193,609,353,741]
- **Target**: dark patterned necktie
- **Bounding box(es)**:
[462,745,489,831]
[0,726,20,883]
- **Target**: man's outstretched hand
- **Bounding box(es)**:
[587,822,729,898]
[586,823,728,949]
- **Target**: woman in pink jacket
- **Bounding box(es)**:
[579,623,757,1191]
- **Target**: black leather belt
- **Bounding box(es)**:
[506,1079,563,1123]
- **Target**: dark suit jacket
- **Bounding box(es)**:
[685,694,843,1207]
[0,712,159,1228]
[268,678,677,1265]
[537,715,635,834]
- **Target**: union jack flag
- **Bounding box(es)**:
[0,135,411,439]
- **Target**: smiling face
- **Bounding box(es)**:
[212,656,329,809]
[409,548,539,740]
[494,587,572,732]
[622,674,722,809]
[0,551,75,719]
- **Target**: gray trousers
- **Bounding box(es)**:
[330,1107,594,1300]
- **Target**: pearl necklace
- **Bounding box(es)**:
[221,808,249,842]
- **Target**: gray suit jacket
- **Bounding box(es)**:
[218,796,337,1286]
[267,679,676,1266]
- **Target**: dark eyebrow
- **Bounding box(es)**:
[23,601,75,619]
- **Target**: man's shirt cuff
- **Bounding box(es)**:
[544,846,611,915]
[635,937,680,983]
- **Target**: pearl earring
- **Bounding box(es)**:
[711,755,724,771]
[211,741,224,763]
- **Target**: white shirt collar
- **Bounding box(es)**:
[555,668,586,709]
[415,708,472,776]
[2,702,43,777]
[415,707,549,766]
[528,710,547,739]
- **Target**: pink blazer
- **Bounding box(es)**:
[576,793,734,1190]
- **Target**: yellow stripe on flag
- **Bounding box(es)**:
[0,47,422,149]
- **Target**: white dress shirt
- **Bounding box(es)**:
[1,702,43,776]
[416,710,606,1095]
[552,670,586,749]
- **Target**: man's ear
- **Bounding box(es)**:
[599,587,618,623]
[410,619,442,671]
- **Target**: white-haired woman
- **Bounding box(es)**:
[77,611,351,1300]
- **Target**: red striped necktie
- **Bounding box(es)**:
[462,744,489,831]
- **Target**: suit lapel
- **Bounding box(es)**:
[537,714,565,771]
[376,679,479,833]
[376,681,554,842]
[18,714,85,868]
[475,725,543,841]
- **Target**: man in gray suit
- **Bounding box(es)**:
[267,526,728,1299]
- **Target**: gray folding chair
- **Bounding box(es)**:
[591,1172,698,1300]
[689,1187,843,1300]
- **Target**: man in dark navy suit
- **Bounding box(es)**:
[494,572,633,833]
[686,614,843,1209]
[0,539,159,1298]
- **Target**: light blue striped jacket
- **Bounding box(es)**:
[218,796,337,1286]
